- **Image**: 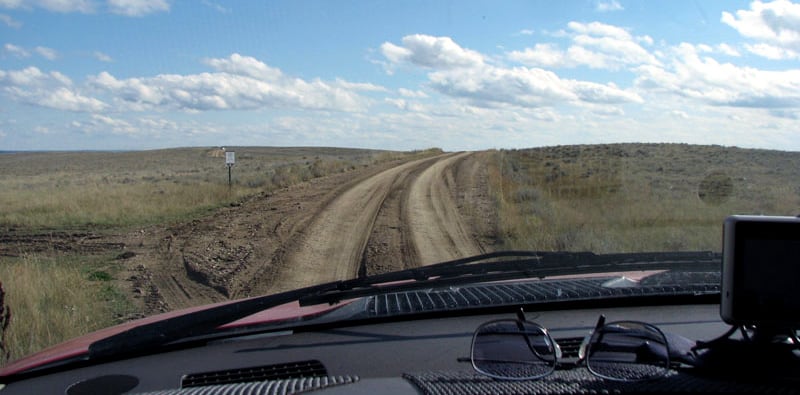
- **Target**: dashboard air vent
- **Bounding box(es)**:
[182,359,327,388]
[555,336,584,359]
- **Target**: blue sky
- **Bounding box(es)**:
[0,0,799,151]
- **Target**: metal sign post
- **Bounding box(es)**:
[225,151,235,188]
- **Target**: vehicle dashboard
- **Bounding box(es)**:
[6,303,798,394]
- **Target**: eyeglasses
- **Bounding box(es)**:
[470,310,671,382]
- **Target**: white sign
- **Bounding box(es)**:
[225,151,235,166]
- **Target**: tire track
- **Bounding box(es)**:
[406,152,483,265]
[358,158,431,276]
[268,155,444,293]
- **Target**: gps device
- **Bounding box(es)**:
[721,215,800,326]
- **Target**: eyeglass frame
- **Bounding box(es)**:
[469,309,672,382]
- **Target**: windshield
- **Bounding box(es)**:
[1,0,798,367]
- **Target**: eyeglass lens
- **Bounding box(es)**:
[585,321,670,381]
[471,320,557,379]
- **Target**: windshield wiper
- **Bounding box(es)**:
[87,250,719,364]
[297,250,721,305]
[87,282,341,361]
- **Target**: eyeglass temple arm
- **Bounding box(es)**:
[516,307,527,322]
[593,314,607,331]
[583,314,608,359]
[516,307,558,361]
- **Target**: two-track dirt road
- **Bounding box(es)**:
[270,152,483,293]
[116,152,496,314]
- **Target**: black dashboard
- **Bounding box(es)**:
[8,303,798,394]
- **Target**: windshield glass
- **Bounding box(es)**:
[0,0,798,367]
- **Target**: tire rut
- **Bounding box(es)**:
[407,152,484,265]
[358,157,435,276]
[266,155,444,294]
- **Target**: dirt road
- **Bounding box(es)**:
[268,152,485,293]
[111,152,495,313]
[408,152,483,265]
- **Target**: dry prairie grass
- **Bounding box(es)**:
[0,147,441,230]
[0,254,133,365]
[489,144,800,253]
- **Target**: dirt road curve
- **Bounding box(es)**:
[271,152,483,293]
[114,152,495,314]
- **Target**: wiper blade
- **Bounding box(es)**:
[88,282,339,361]
[298,250,720,306]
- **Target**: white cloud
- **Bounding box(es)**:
[107,0,169,16]
[635,43,800,108]
[4,43,29,58]
[1,0,172,16]
[0,13,22,28]
[716,43,741,56]
[90,53,370,112]
[398,88,428,98]
[596,0,624,13]
[93,51,113,62]
[70,114,216,139]
[427,66,573,107]
[87,114,135,134]
[5,44,60,60]
[0,66,107,112]
[0,0,94,13]
[671,110,689,119]
[570,80,642,104]
[40,87,107,111]
[35,46,58,60]
[571,32,659,69]
[201,0,229,14]
[384,97,425,112]
[567,21,631,40]
[204,53,284,81]
[745,42,800,59]
[508,21,660,71]
[722,0,800,51]
[382,34,642,110]
[427,64,642,108]
[637,35,654,46]
[517,29,534,36]
[381,34,484,69]
[508,43,566,68]
[333,78,387,92]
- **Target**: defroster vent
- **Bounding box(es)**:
[182,360,327,388]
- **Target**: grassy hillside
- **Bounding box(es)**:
[488,144,800,253]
